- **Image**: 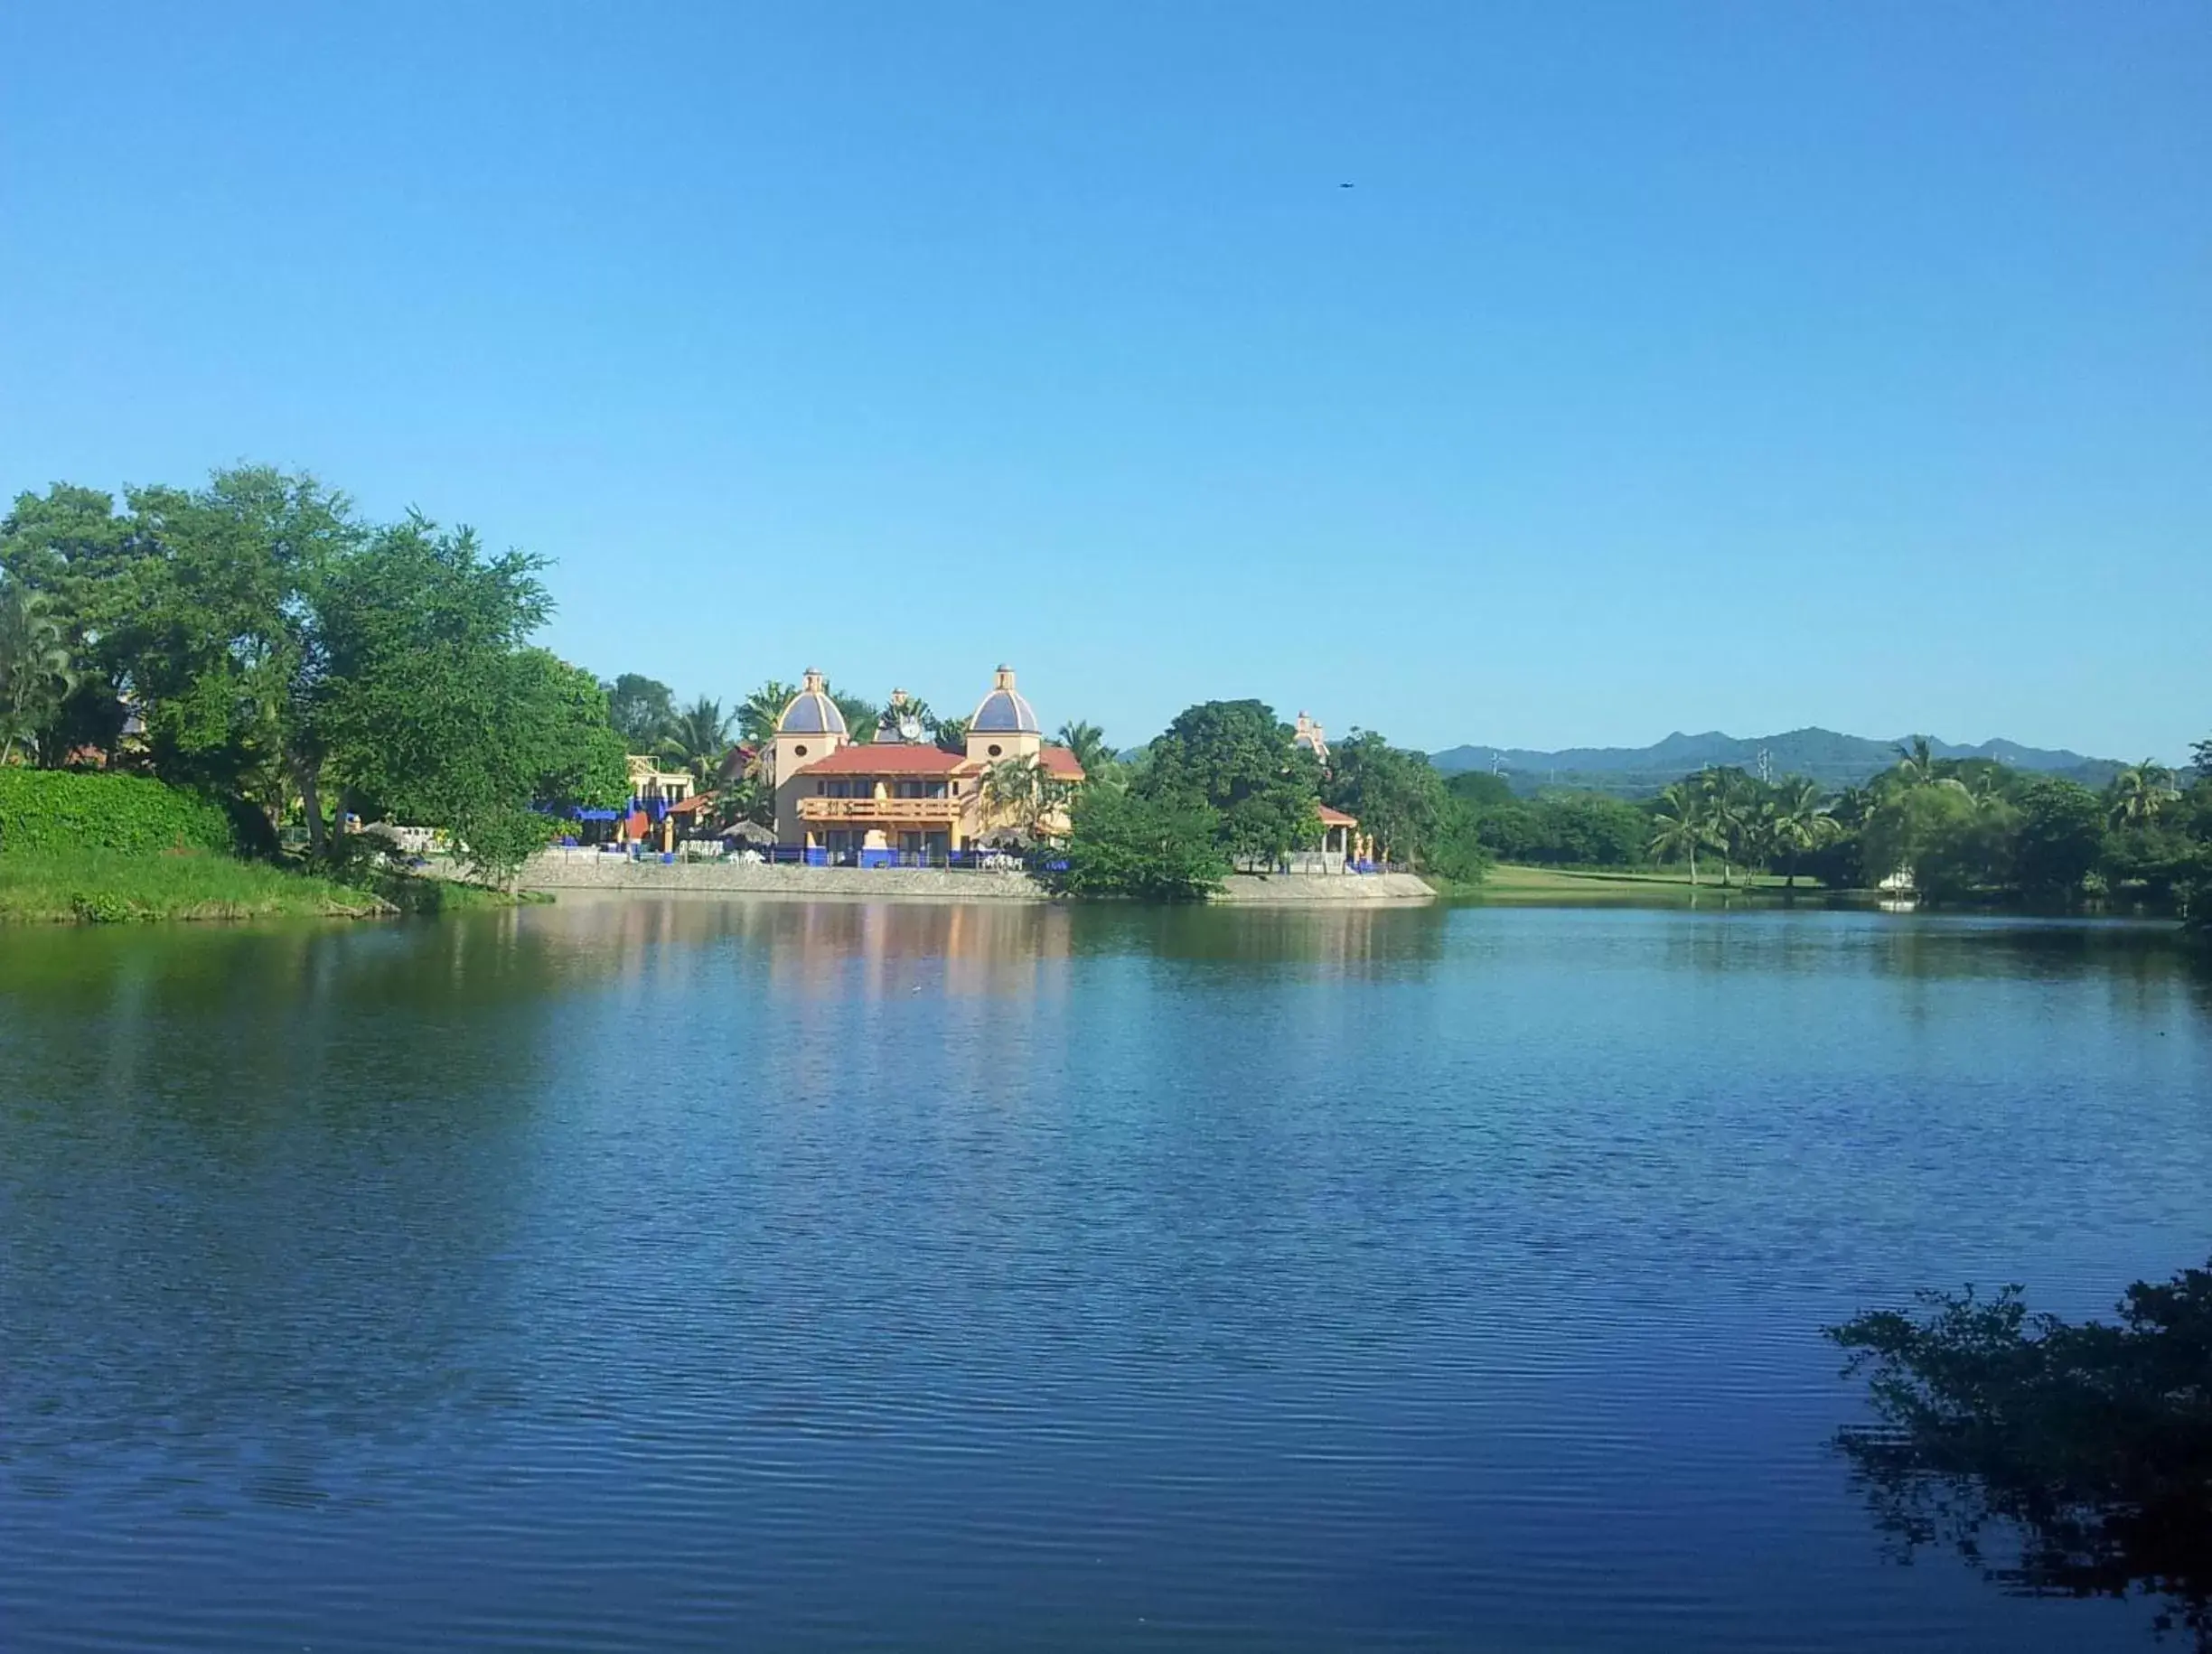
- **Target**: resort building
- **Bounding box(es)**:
[770,666,1084,858]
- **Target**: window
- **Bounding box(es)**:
[988,743,1003,758]
[793,744,809,758]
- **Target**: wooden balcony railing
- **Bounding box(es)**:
[798,796,963,824]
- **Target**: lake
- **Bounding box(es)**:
[3,896,2207,1651]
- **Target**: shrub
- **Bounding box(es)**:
[0,769,239,858]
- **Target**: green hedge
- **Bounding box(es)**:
[0,769,239,857]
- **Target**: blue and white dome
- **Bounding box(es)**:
[778,669,848,737]
[970,665,1039,734]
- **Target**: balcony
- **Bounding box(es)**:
[798,795,963,824]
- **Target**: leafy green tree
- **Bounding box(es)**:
[1828,1259,2212,1645]
[2010,777,2105,898]
[0,577,71,765]
[1323,730,1448,864]
[932,715,970,754]
[1648,781,1714,884]
[605,674,677,749]
[1056,784,1229,901]
[1445,770,1514,808]
[1423,799,1493,886]
[1139,698,1319,868]
[313,514,622,877]
[658,696,732,786]
[736,679,798,746]
[97,467,363,833]
[1864,782,2013,902]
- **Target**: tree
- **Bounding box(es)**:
[1055,784,1229,901]
[312,513,623,878]
[1648,782,1713,884]
[94,467,364,835]
[826,683,880,744]
[932,715,970,755]
[1765,776,1835,889]
[2108,760,2179,828]
[658,696,732,786]
[2011,778,2105,898]
[605,674,677,749]
[1055,719,1115,780]
[1893,735,1943,789]
[736,679,798,746]
[1323,730,1448,865]
[1697,767,1760,885]
[980,754,1073,840]
[1139,699,1319,868]
[0,577,71,764]
[1829,1260,2212,1648]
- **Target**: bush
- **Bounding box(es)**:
[0,769,239,857]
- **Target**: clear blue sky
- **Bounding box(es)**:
[3,3,2205,760]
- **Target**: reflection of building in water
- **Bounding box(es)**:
[524,891,1075,1003]
[770,666,1085,855]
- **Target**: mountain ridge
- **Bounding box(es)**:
[1428,727,2125,797]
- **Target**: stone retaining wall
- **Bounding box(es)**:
[516,851,1436,906]
[519,850,1045,902]
[1209,872,1435,903]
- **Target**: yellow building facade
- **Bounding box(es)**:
[770,667,1085,856]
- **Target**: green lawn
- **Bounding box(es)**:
[0,847,393,922]
[1467,863,1827,902]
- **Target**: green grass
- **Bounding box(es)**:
[0,847,397,923]
[1466,863,1829,902]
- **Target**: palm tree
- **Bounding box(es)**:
[1054,719,1113,778]
[1697,767,1757,885]
[1894,735,1941,788]
[2107,760,2179,828]
[736,679,798,746]
[981,755,1073,841]
[932,715,970,755]
[0,580,72,765]
[1766,776,1835,888]
[1649,781,1713,886]
[658,696,732,787]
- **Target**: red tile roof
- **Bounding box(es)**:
[1039,745,1086,780]
[1316,804,1358,827]
[799,744,964,775]
[664,794,716,816]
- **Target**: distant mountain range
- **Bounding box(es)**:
[1428,728,2125,798]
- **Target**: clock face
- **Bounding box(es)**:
[898,716,925,743]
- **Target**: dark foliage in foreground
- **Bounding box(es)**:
[1829,1261,2212,1647]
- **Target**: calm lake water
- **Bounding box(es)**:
[3,896,2207,1651]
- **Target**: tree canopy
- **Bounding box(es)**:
[0,466,626,879]
[1138,699,1319,866]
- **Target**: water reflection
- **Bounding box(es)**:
[1831,1260,2212,1649]
[0,916,573,1503]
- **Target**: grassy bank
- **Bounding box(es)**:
[0,847,392,922]
[0,847,548,923]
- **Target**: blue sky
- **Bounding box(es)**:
[3,3,2205,759]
